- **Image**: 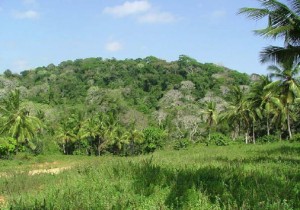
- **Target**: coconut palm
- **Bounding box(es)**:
[106,124,129,155]
[0,90,42,149]
[239,0,300,63]
[248,75,275,135]
[56,122,77,154]
[124,123,144,155]
[79,114,108,156]
[221,86,255,143]
[201,101,218,141]
[264,61,300,138]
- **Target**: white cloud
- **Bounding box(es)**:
[105,41,123,52]
[12,10,39,19]
[211,10,226,19]
[103,0,151,17]
[138,12,176,23]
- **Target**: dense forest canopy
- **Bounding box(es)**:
[0,55,255,157]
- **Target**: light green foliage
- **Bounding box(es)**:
[0,137,17,158]
[0,90,42,152]
[142,127,166,153]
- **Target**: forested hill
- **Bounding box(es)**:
[1,55,251,124]
[0,55,252,155]
[1,55,250,105]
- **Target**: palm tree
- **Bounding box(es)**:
[264,61,300,138]
[0,90,42,149]
[248,75,275,136]
[106,124,129,155]
[239,0,300,63]
[124,123,144,155]
[79,114,108,156]
[56,122,77,154]
[221,86,254,143]
[201,101,218,141]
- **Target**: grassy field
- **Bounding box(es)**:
[0,142,299,209]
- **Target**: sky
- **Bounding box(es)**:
[0,0,284,74]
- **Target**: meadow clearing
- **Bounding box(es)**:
[0,142,299,210]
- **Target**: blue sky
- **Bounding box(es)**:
[0,0,283,74]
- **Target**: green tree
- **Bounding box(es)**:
[248,75,273,136]
[201,101,218,141]
[124,125,144,155]
[221,86,253,143]
[239,0,300,63]
[56,122,77,154]
[0,90,42,150]
[264,61,300,138]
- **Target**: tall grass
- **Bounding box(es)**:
[0,142,299,209]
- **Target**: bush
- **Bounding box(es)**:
[290,133,300,143]
[209,133,231,146]
[0,137,17,159]
[173,138,190,150]
[256,135,280,144]
[142,127,166,153]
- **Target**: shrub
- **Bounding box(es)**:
[0,137,17,159]
[142,127,166,153]
[209,133,231,146]
[173,138,190,150]
[256,135,280,144]
[290,133,300,143]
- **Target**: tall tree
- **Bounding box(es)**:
[239,0,300,63]
[0,90,42,150]
[201,101,218,141]
[264,61,300,138]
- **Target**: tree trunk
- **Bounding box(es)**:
[97,136,101,156]
[63,143,66,154]
[267,115,270,136]
[245,129,249,144]
[252,123,255,144]
[287,108,292,139]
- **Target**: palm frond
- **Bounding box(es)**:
[238,7,269,20]
[260,45,300,63]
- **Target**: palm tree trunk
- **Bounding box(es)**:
[245,129,249,144]
[287,108,292,139]
[252,123,256,144]
[97,136,101,156]
[63,143,66,154]
[267,115,270,136]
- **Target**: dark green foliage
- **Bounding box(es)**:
[257,135,280,144]
[290,133,300,143]
[209,133,231,146]
[228,70,250,85]
[173,138,191,150]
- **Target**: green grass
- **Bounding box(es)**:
[0,142,299,209]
